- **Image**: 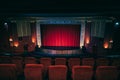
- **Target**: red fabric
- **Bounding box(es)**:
[72,66,93,80]
[96,58,109,66]
[0,56,12,63]
[40,58,52,70]
[24,57,37,64]
[68,58,80,70]
[49,65,67,80]
[111,58,120,66]
[0,64,17,80]
[12,57,23,75]
[40,58,52,77]
[24,64,43,80]
[55,58,66,65]
[41,24,80,47]
[96,66,118,80]
[82,58,94,66]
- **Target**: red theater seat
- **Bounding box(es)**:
[49,65,67,80]
[111,58,120,80]
[0,56,12,63]
[24,57,37,64]
[96,66,118,80]
[40,58,52,70]
[96,58,109,66]
[82,58,94,66]
[68,58,80,71]
[72,66,93,80]
[24,64,43,80]
[0,64,17,80]
[112,58,120,67]
[40,58,52,78]
[12,56,24,75]
[55,58,66,65]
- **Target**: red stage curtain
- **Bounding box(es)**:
[41,24,80,49]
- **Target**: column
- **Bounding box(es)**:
[80,20,86,48]
[36,20,41,47]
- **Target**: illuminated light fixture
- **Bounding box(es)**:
[14,42,19,47]
[109,40,113,43]
[4,22,8,25]
[104,42,109,49]
[115,22,119,26]
[9,38,13,42]
[86,38,90,44]
[32,37,36,43]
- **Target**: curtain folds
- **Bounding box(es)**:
[41,24,80,49]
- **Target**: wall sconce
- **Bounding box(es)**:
[14,42,19,47]
[104,42,108,49]
[9,38,13,42]
[109,40,113,43]
[32,37,36,43]
[86,38,90,44]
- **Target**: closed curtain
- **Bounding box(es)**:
[41,24,80,49]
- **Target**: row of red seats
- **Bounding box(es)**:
[0,64,119,80]
[1,56,120,67]
[0,56,120,75]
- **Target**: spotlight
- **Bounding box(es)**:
[109,40,113,43]
[115,22,119,26]
[4,22,8,25]
[4,22,8,30]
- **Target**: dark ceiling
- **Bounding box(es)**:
[0,0,120,17]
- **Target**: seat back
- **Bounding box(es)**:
[96,58,109,66]
[111,58,120,67]
[96,66,118,80]
[24,57,37,64]
[12,56,23,75]
[24,64,43,80]
[55,58,66,65]
[72,66,93,80]
[82,58,94,66]
[68,58,80,70]
[0,64,17,80]
[49,65,67,80]
[40,58,52,78]
[0,56,12,63]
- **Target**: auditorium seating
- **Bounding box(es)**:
[0,56,12,64]
[68,58,80,71]
[96,66,118,80]
[12,56,24,75]
[0,64,17,80]
[24,57,37,64]
[82,58,94,66]
[55,58,66,65]
[96,58,109,66]
[40,58,52,70]
[111,58,120,67]
[24,64,43,80]
[111,58,120,80]
[40,58,52,78]
[72,66,93,80]
[49,65,67,80]
[0,55,120,80]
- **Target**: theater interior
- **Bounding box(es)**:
[0,0,120,80]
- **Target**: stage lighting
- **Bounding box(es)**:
[4,22,7,25]
[114,21,120,28]
[115,22,119,26]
